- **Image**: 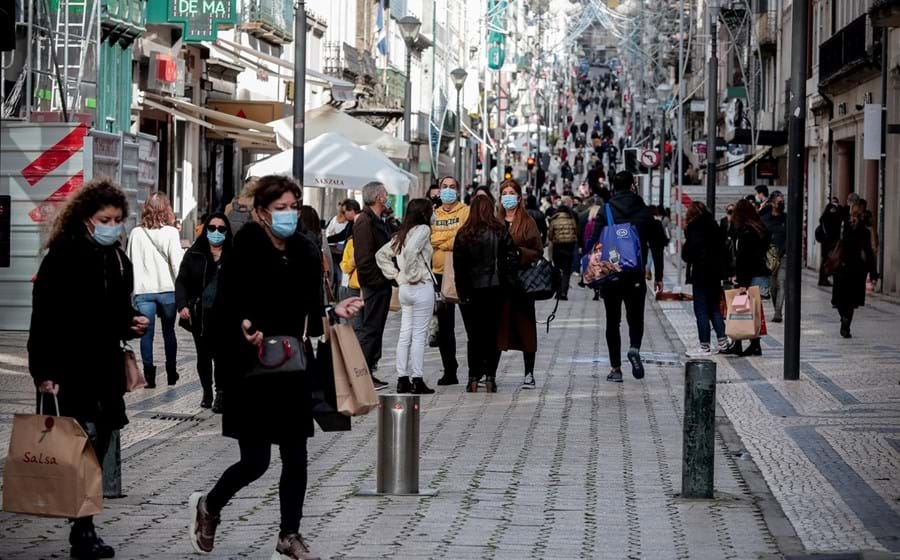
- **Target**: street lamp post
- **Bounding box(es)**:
[398,16,422,169]
[451,68,468,181]
[645,97,658,198]
[706,0,720,213]
[292,0,307,181]
[657,83,673,208]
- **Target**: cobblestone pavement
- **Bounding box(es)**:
[659,263,900,557]
[0,279,787,559]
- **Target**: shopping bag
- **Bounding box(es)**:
[2,396,103,518]
[725,286,762,340]
[441,252,460,304]
[123,345,146,392]
[308,338,351,432]
[389,286,401,313]
[331,323,378,416]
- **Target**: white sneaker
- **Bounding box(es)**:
[685,346,715,358]
[522,373,536,389]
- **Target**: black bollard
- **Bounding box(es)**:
[681,359,716,499]
[102,430,123,498]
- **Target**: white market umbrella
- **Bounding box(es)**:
[268,105,410,160]
[246,133,412,195]
[360,144,419,193]
[509,123,551,134]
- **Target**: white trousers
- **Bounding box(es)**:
[396,282,434,378]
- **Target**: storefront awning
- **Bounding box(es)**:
[142,94,278,150]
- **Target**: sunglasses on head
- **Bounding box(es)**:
[206,225,228,233]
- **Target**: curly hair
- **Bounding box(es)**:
[45,177,129,248]
[140,191,175,229]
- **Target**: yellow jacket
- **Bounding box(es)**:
[340,238,360,290]
[431,202,470,274]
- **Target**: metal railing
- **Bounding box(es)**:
[819,14,879,84]
[241,0,292,40]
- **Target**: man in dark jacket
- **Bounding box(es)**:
[589,171,666,383]
[548,196,579,299]
[352,182,392,388]
[761,191,786,321]
[816,202,843,286]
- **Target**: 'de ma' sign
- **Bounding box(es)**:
[169,0,236,42]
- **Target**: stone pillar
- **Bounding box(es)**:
[835,141,853,204]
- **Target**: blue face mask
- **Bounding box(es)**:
[440,187,458,204]
[207,231,226,246]
[91,222,123,246]
[270,210,298,239]
[501,194,519,210]
[384,195,392,210]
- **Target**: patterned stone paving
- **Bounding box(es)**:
[0,283,779,559]
[659,265,900,555]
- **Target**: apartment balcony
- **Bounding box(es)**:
[753,0,777,55]
[240,0,292,44]
[870,0,900,27]
[409,111,430,144]
[323,42,378,86]
[819,14,883,94]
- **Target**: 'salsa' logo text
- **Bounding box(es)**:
[23,452,58,465]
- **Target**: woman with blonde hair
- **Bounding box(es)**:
[497,179,543,389]
[127,191,184,387]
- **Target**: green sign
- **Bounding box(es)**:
[168,0,236,41]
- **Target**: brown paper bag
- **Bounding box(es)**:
[331,323,378,416]
[725,286,762,341]
[3,406,103,518]
[441,252,459,304]
[389,286,401,312]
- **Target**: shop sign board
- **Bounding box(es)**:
[168,0,237,42]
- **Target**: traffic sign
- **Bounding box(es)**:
[640,150,661,169]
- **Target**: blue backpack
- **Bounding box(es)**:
[581,204,643,287]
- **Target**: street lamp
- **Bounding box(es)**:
[399,16,422,159]
[656,83,673,207]
[706,0,721,211]
[450,67,468,181]
[293,0,307,182]
[644,97,659,194]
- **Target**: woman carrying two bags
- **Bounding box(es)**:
[376,199,437,394]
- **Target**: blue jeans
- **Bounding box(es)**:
[692,285,726,345]
[134,292,178,371]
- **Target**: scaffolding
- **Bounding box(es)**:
[1,0,100,120]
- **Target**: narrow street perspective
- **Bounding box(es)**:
[1,0,900,559]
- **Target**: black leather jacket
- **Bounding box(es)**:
[452,227,518,300]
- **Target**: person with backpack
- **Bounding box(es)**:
[815,202,843,286]
[587,171,665,383]
[375,199,437,394]
[682,202,729,357]
[548,196,579,300]
[175,212,233,411]
[127,192,184,388]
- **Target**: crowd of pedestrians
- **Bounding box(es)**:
[21,69,883,560]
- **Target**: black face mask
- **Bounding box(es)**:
[430,196,442,208]
[777,202,786,213]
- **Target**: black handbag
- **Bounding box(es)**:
[515,257,559,301]
[245,336,307,378]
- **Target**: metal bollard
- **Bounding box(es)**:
[102,429,123,498]
[376,394,421,494]
[681,359,716,499]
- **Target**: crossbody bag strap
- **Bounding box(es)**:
[140,227,175,280]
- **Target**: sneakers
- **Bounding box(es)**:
[685,344,715,358]
[396,376,412,394]
[717,337,731,353]
[371,375,389,390]
[410,377,435,394]
[522,373,536,389]
[273,533,320,560]
[606,369,623,383]
[626,348,645,380]
[189,492,220,554]
[437,372,459,385]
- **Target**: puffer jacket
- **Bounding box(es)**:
[548,208,578,245]
[375,225,434,286]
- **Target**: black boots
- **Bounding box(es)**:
[200,387,213,409]
[840,317,852,338]
[143,365,157,389]
[70,519,114,559]
[166,362,180,386]
[741,339,763,356]
[410,378,435,394]
[437,371,459,386]
[212,391,224,414]
[396,376,412,394]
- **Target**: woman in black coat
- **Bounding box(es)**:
[453,195,518,393]
[175,212,233,411]
[830,204,878,338]
[682,202,728,356]
[28,179,148,559]
[724,199,771,356]
[189,176,362,560]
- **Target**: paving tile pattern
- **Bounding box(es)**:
[0,282,779,559]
